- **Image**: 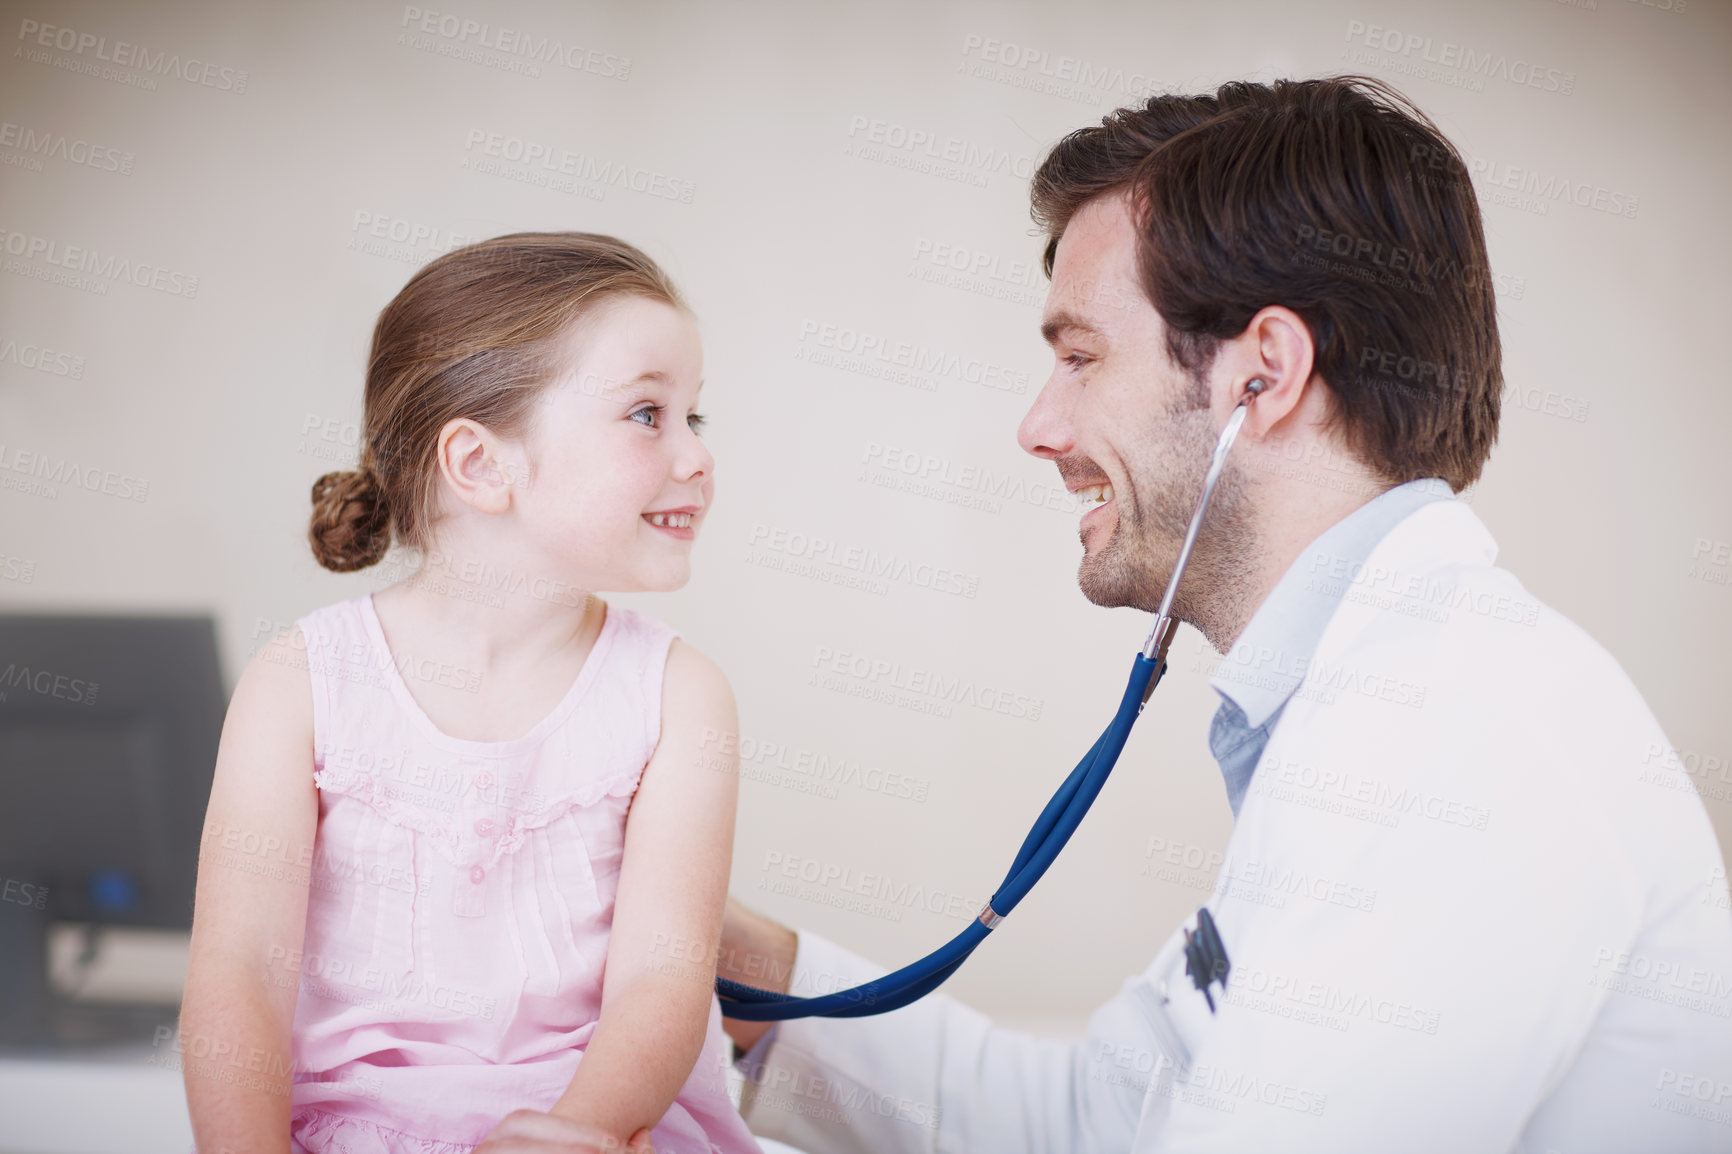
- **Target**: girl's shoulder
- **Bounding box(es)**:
[600,604,734,716]
[292,592,372,634]
[593,603,717,749]
[289,593,391,663]
[598,600,684,652]
[593,601,686,703]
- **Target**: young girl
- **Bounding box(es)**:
[181,233,761,1154]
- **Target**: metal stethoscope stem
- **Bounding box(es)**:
[716,379,1267,1021]
[1142,378,1266,664]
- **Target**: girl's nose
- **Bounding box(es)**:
[677,428,714,482]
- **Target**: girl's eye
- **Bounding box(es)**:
[630,405,706,433]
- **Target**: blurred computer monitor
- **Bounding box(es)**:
[0,614,226,1050]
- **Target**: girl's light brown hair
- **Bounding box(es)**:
[308,232,687,571]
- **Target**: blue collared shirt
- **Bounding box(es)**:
[1207,477,1454,819]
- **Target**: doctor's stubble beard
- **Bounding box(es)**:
[1075,384,1258,654]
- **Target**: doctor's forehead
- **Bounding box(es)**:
[1042,192,1146,342]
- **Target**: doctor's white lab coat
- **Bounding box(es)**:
[736,498,1732,1154]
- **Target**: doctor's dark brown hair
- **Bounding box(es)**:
[308,232,687,571]
[1030,75,1501,491]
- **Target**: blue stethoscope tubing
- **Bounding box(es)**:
[717,385,1264,1022]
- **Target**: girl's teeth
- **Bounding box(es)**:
[649,513,693,528]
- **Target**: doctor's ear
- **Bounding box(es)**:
[434,418,525,515]
[1221,305,1319,437]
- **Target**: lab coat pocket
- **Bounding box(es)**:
[1131,933,1208,1146]
[1129,978,1196,1148]
[1138,930,1200,1073]
[1138,979,1195,1079]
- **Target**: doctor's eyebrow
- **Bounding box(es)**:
[1040,312,1103,345]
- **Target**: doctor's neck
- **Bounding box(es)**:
[1181,449,1395,655]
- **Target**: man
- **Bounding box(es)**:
[716,77,1732,1153]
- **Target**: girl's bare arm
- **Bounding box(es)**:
[180,627,318,1154]
[548,639,741,1144]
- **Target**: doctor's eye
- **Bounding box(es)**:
[1063,352,1094,370]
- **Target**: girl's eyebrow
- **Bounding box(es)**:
[595,370,701,401]
[637,371,705,400]
[587,371,667,402]
[634,370,705,385]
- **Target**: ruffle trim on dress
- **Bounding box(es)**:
[311,765,643,869]
[311,766,463,858]
[482,769,642,869]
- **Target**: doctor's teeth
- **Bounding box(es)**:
[1079,484,1114,506]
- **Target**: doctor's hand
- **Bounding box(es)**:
[474,1108,655,1154]
[717,897,797,1054]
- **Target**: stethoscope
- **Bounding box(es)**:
[717,379,1267,1021]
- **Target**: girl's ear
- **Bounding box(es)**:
[435,418,521,515]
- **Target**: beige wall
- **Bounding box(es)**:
[2,0,1727,1022]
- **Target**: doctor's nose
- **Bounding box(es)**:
[1017,372,1076,460]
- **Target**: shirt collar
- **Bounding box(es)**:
[1207,478,1454,729]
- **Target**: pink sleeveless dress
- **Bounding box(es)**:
[281,593,760,1154]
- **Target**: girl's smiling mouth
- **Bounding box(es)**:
[644,506,699,538]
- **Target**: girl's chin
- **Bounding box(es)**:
[634,561,693,594]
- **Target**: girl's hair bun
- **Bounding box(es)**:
[308,464,391,572]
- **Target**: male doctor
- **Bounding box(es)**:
[717,77,1732,1153]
